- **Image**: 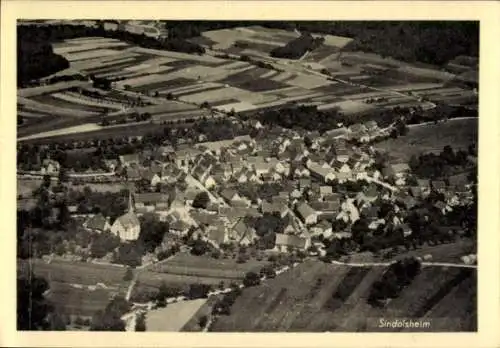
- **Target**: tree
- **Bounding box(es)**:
[58,167,69,183]
[135,313,146,331]
[90,296,130,331]
[198,315,208,328]
[17,274,58,330]
[192,191,210,209]
[243,271,261,287]
[123,267,134,282]
[43,174,52,189]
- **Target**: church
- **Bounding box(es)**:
[110,191,141,242]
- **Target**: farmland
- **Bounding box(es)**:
[376,118,478,163]
[134,253,269,295]
[18,26,477,143]
[210,260,476,332]
[146,299,208,331]
[18,258,130,317]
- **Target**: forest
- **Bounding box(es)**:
[165,20,478,66]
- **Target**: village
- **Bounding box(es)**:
[19,114,477,268]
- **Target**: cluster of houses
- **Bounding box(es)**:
[76,120,475,262]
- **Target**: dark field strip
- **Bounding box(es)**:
[279,74,299,83]
[237,40,277,53]
[150,78,195,93]
[18,106,60,118]
[18,116,102,139]
[232,79,287,92]
[410,268,474,320]
[323,267,371,311]
[130,78,193,93]
[210,98,242,106]
[30,94,110,113]
[264,288,288,315]
[174,85,225,97]
[83,55,152,75]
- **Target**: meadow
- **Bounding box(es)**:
[210,260,476,332]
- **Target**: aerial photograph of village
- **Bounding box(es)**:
[17,20,478,332]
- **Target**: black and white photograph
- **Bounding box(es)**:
[14,18,481,334]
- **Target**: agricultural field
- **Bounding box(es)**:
[18,31,477,142]
[145,299,208,331]
[18,258,130,317]
[134,253,269,295]
[210,260,476,332]
[376,118,478,164]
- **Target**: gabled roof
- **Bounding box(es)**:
[296,202,316,219]
[432,180,447,190]
[134,193,169,204]
[275,233,308,249]
[85,213,108,231]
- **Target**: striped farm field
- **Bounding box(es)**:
[53,41,130,55]
[30,94,112,113]
[210,260,476,332]
[64,49,124,62]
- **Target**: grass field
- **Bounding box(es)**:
[210,260,476,332]
[376,118,478,164]
[146,299,208,331]
[18,258,130,317]
[135,253,269,295]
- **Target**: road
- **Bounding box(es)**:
[331,259,477,269]
[407,116,477,129]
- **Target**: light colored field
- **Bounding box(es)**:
[18,81,91,98]
[18,123,104,141]
[146,299,207,331]
[132,101,195,114]
[376,118,478,163]
[286,74,332,89]
[53,41,129,55]
[18,97,97,118]
[271,72,294,82]
[383,83,444,92]
[178,86,276,105]
[317,99,374,114]
[214,101,258,112]
[320,34,354,48]
[115,73,176,88]
[63,37,123,44]
[52,92,124,110]
[396,66,456,81]
[160,82,221,95]
[255,92,323,108]
[219,61,253,70]
[131,46,226,64]
[64,49,124,62]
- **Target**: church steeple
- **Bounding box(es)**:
[127,186,134,213]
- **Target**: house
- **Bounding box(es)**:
[110,193,141,242]
[40,159,60,175]
[134,192,169,212]
[336,171,352,183]
[251,120,264,129]
[383,163,410,178]
[364,121,378,131]
[230,219,257,246]
[431,180,447,192]
[293,164,310,178]
[296,202,318,225]
[254,161,272,176]
[207,222,228,246]
[220,188,242,204]
[299,178,312,190]
[417,179,432,195]
[170,220,191,236]
[119,154,140,167]
[409,186,423,198]
[313,220,333,238]
[275,233,311,252]
[83,213,111,233]
[434,201,452,214]
[307,161,335,183]
[447,173,469,192]
[126,166,141,181]
[319,185,333,197]
[261,200,289,218]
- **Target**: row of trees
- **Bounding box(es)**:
[270,33,324,59]
[368,258,422,306]
[408,144,476,179]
